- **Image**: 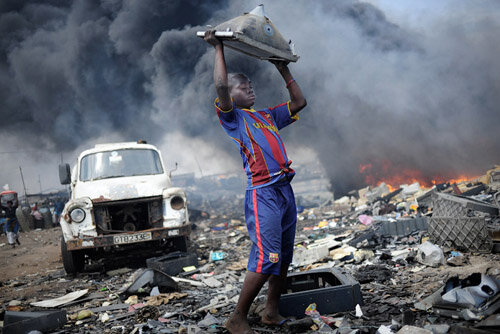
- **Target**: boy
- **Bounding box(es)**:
[204,31,307,333]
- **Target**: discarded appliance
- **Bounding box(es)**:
[123,268,178,294]
[146,251,198,276]
[3,310,67,334]
[441,273,499,308]
[376,217,428,237]
[428,192,498,252]
[348,217,428,248]
[415,273,500,321]
[278,267,363,318]
[197,5,299,62]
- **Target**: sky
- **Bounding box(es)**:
[1,0,499,197]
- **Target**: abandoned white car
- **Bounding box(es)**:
[58,141,190,274]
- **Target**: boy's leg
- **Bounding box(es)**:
[229,186,283,332]
[261,262,290,325]
[262,183,297,325]
[226,271,269,334]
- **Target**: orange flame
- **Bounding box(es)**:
[359,160,478,190]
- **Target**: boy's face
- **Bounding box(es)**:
[230,79,255,109]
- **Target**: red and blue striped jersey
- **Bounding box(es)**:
[215,99,299,189]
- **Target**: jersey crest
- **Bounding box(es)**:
[269,252,279,263]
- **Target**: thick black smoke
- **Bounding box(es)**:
[0,0,225,150]
[1,0,499,196]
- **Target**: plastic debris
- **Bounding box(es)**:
[30,289,88,308]
[77,310,92,320]
[441,273,499,308]
[376,324,393,334]
[99,312,110,323]
[305,303,335,332]
[197,313,219,327]
[355,304,363,317]
[416,241,445,267]
[209,251,226,261]
[358,214,374,226]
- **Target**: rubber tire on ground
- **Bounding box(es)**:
[61,236,85,274]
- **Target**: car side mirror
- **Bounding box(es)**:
[169,162,178,178]
[59,163,71,185]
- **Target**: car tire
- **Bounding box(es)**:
[61,236,85,274]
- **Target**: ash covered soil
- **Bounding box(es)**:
[0,228,62,296]
[0,220,498,333]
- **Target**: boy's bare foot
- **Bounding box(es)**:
[261,312,288,326]
[225,315,254,334]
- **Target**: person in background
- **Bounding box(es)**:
[5,200,20,247]
[54,198,65,227]
[31,204,44,229]
[0,215,6,236]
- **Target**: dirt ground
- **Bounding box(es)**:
[0,227,65,303]
[0,227,62,281]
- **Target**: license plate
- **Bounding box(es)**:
[113,232,152,245]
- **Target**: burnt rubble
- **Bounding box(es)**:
[1,167,500,333]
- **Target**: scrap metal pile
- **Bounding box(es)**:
[1,166,500,333]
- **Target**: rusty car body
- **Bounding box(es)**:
[58,141,190,274]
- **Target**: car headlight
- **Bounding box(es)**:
[70,208,86,223]
[170,196,185,210]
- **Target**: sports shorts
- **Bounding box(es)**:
[245,180,297,275]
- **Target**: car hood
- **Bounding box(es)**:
[72,174,170,202]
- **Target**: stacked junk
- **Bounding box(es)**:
[2,4,500,334]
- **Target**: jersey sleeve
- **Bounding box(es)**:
[267,101,299,130]
[214,97,237,131]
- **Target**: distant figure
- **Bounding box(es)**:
[31,204,44,229]
[0,215,6,236]
[4,200,20,247]
[204,30,307,333]
[54,199,65,226]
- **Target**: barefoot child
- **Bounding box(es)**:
[204,30,307,333]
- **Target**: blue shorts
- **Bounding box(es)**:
[245,181,296,275]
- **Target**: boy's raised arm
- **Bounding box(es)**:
[204,30,232,111]
[271,60,307,116]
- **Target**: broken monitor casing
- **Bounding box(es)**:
[278,267,364,318]
[197,5,299,62]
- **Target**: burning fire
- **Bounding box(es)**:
[359,160,478,191]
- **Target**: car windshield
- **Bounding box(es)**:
[80,149,164,181]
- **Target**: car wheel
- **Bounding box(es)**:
[61,236,85,274]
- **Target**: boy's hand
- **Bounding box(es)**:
[269,59,290,72]
[204,30,222,48]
